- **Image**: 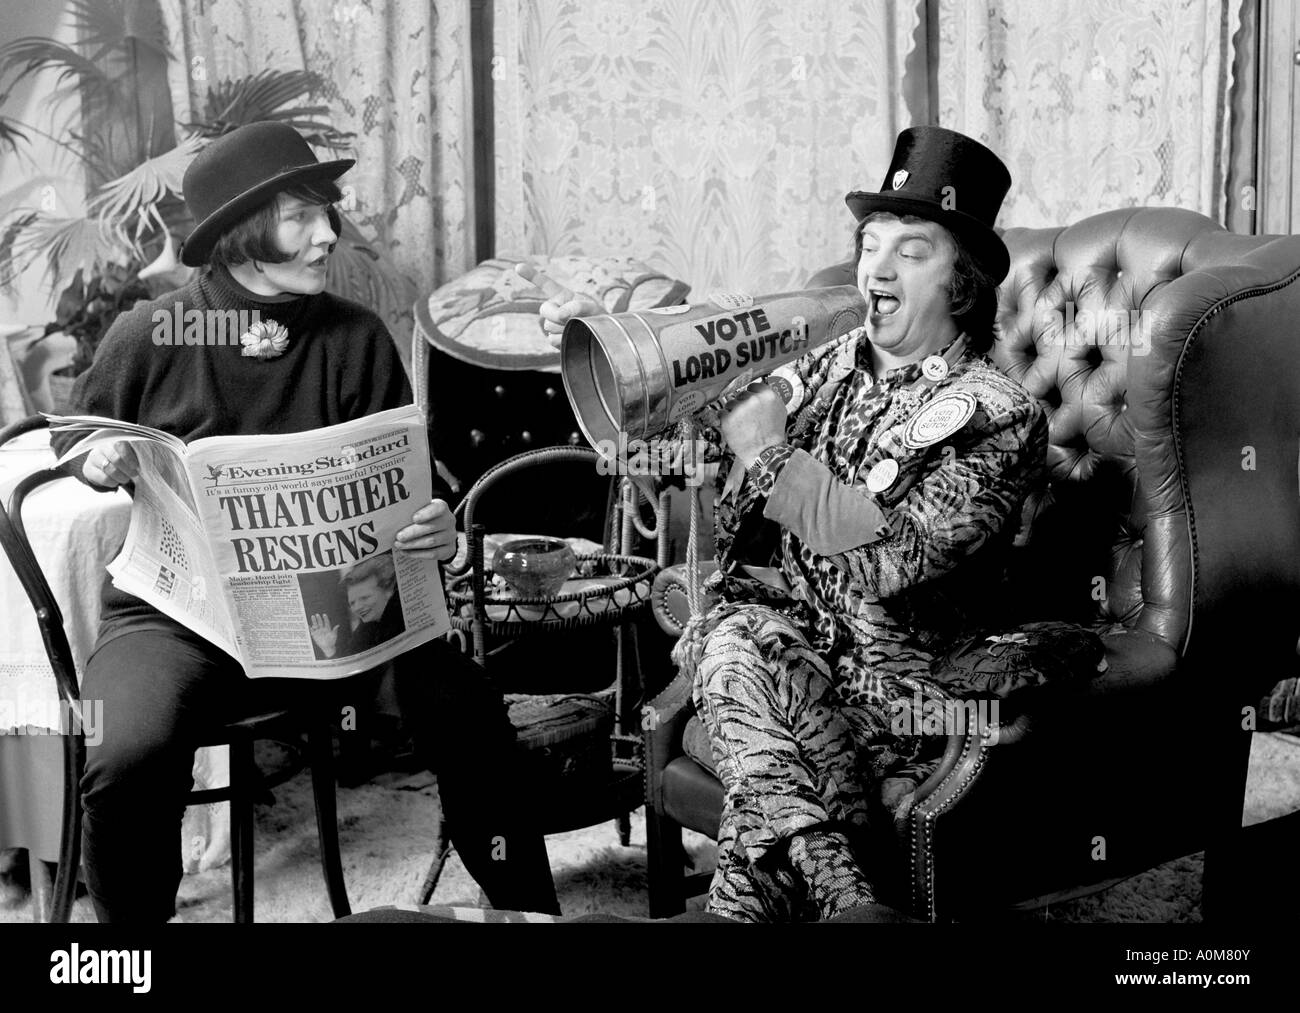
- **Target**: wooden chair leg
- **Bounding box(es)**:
[49,726,84,923]
[335,721,369,788]
[646,807,688,919]
[1209,808,1300,921]
[614,620,640,849]
[416,811,452,905]
[30,854,55,923]
[1202,724,1258,922]
[308,721,351,919]
[230,737,255,924]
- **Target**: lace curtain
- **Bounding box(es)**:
[937,0,1245,228]
[494,0,923,294]
[158,0,476,343]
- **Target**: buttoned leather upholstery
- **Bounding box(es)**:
[644,207,1300,920]
[996,208,1269,645]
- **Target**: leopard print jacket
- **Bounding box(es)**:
[695,326,1048,702]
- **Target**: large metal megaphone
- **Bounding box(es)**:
[560,286,866,453]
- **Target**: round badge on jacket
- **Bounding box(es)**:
[901,390,978,448]
[768,365,804,409]
[866,458,899,493]
[921,354,949,381]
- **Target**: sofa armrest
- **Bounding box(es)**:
[913,627,1184,836]
[1140,238,1300,664]
[910,713,1033,813]
[924,625,1179,754]
[642,667,697,813]
[651,561,720,639]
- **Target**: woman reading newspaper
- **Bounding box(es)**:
[51,122,561,921]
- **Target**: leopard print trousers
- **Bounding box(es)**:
[691,603,948,922]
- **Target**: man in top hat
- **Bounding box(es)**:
[540,126,1048,921]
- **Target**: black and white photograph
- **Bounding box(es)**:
[302,550,407,659]
[0,0,1296,992]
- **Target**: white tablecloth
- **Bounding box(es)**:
[0,430,132,715]
[0,429,230,872]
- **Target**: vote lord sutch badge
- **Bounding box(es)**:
[865,457,899,493]
[767,365,804,409]
[669,389,706,422]
[901,390,977,448]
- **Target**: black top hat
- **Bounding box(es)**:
[845,126,1012,283]
[179,121,355,267]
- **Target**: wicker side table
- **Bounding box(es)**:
[416,447,669,906]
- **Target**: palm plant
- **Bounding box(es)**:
[185,68,353,149]
[0,0,167,294]
[0,115,30,155]
[0,0,416,389]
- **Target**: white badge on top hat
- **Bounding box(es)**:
[921,354,949,381]
[866,458,899,493]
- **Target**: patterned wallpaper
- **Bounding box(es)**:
[160,0,477,343]
[493,0,922,295]
[937,0,1244,228]
[156,1,1246,300]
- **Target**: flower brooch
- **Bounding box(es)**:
[240,319,290,360]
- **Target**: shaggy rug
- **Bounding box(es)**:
[4,730,1298,923]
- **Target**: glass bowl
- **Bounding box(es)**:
[492,537,577,599]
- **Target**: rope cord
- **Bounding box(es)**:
[683,419,702,617]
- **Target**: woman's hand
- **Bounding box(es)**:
[82,441,140,488]
[309,613,338,658]
[516,263,604,350]
[719,381,787,468]
[396,499,458,562]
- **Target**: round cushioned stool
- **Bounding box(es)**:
[416,693,613,905]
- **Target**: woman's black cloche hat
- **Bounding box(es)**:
[845,126,1012,283]
[179,121,355,267]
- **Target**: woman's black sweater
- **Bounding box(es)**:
[51,264,413,643]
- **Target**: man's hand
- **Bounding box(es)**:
[719,380,787,469]
[516,263,604,350]
[395,499,457,562]
[82,441,140,488]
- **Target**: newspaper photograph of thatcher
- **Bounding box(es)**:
[49,403,449,679]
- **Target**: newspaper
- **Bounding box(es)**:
[46,404,450,679]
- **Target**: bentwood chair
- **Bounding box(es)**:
[644,207,1300,921]
[0,414,351,923]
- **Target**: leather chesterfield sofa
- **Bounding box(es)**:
[643,206,1300,921]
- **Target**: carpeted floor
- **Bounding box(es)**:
[5,730,1299,923]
